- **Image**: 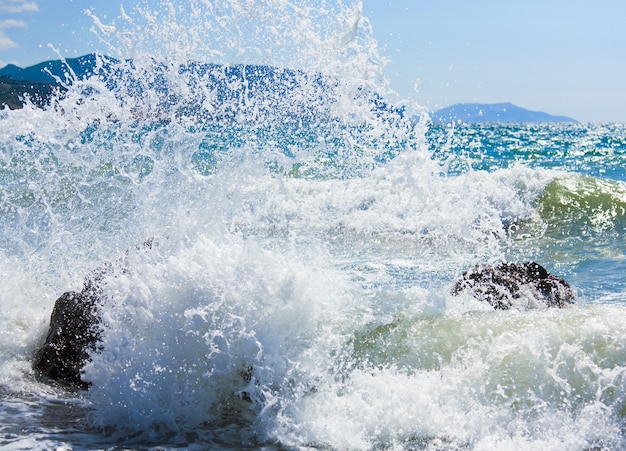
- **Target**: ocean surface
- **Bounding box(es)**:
[2,2,626,450]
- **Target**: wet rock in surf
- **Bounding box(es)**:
[451,262,574,310]
[32,268,107,389]
[33,238,161,388]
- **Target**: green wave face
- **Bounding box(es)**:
[506,175,626,299]
[536,175,626,239]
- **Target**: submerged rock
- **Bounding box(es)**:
[451,262,574,310]
[33,268,107,389]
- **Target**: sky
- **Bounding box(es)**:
[0,0,624,122]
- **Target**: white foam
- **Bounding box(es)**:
[0,1,623,449]
[82,233,364,436]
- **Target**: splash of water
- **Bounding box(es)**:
[4,1,622,450]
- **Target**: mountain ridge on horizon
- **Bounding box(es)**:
[0,55,577,123]
[0,54,102,83]
[431,102,577,123]
[0,54,106,109]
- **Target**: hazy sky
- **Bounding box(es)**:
[0,0,624,122]
[363,0,626,123]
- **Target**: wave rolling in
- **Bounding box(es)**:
[0,1,626,450]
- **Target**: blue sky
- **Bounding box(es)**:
[0,0,624,122]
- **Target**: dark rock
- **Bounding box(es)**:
[451,262,574,310]
[33,268,108,389]
[32,239,159,389]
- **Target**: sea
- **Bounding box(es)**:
[2,1,626,450]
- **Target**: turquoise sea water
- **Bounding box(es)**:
[1,2,626,449]
[429,122,626,305]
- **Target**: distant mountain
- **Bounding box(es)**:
[0,54,101,83]
[0,75,59,109]
[0,54,106,108]
[431,102,577,123]
[0,55,401,121]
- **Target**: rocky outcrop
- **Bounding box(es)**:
[451,262,574,310]
[32,239,158,389]
[32,257,572,388]
[33,267,108,389]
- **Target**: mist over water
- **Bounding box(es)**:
[1,1,626,449]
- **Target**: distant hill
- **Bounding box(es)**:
[0,54,105,109]
[0,58,581,122]
[0,75,59,109]
[430,102,577,123]
[0,55,401,121]
[0,54,101,83]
